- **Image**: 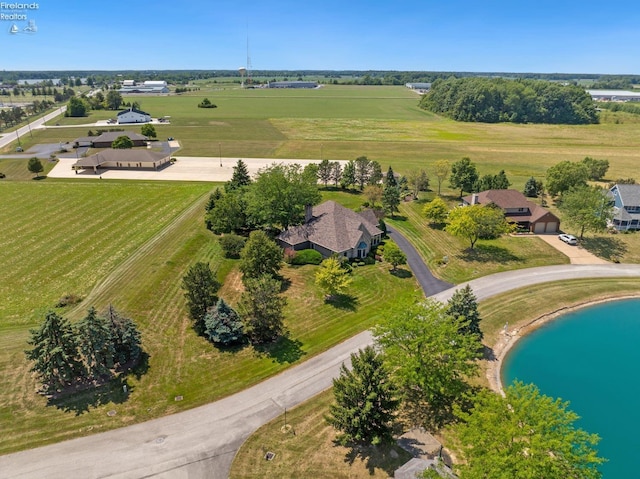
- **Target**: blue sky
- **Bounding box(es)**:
[2,0,640,74]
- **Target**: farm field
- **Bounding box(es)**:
[0,84,634,191]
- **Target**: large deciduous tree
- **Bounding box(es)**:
[382,184,401,216]
[446,204,512,249]
[239,230,283,283]
[340,160,356,189]
[140,124,156,138]
[560,185,613,239]
[315,257,352,300]
[27,157,44,178]
[181,262,220,335]
[581,156,610,181]
[406,168,429,199]
[317,159,333,187]
[111,135,134,149]
[374,299,482,429]
[434,160,450,196]
[105,90,123,110]
[546,160,589,197]
[25,311,85,391]
[422,197,449,225]
[238,274,286,344]
[383,241,406,271]
[244,163,321,229]
[449,157,479,198]
[363,184,383,208]
[66,96,87,117]
[455,382,605,479]
[327,346,399,446]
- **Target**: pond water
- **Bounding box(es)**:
[502,298,640,477]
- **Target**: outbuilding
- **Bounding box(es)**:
[117,108,152,124]
[72,149,170,174]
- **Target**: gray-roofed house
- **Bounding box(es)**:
[81,131,148,149]
[277,200,383,259]
[608,183,640,231]
[72,149,170,174]
[462,189,560,233]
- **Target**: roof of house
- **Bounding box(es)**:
[462,189,559,223]
[92,131,148,143]
[117,108,151,117]
[73,149,168,168]
[611,184,640,206]
[278,200,382,253]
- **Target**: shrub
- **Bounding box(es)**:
[219,234,246,259]
[291,249,323,265]
[0,172,5,179]
[56,294,83,308]
[362,256,376,265]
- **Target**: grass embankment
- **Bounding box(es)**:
[230,278,640,478]
[0,180,419,454]
[5,85,638,192]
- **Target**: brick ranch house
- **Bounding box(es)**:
[277,201,383,259]
[462,189,560,233]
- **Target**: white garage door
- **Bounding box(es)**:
[534,222,546,234]
[546,222,558,233]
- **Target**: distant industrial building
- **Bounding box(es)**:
[406,82,432,92]
[267,81,318,89]
[120,80,169,94]
[588,89,640,102]
[117,107,152,124]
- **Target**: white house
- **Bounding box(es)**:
[117,108,152,124]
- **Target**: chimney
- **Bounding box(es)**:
[305,204,313,223]
[471,194,479,205]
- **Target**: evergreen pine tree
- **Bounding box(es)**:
[385,166,397,187]
[238,274,286,344]
[227,159,251,191]
[327,346,399,445]
[182,262,221,335]
[25,311,85,391]
[103,304,142,368]
[446,285,482,338]
[77,307,115,380]
[204,298,244,345]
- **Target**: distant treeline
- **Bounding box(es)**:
[419,77,599,125]
[2,70,640,88]
[597,101,640,116]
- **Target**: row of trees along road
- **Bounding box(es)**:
[25,306,143,393]
[327,293,605,477]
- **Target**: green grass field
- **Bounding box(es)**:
[2,83,640,459]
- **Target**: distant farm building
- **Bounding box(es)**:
[72,149,170,174]
[117,108,152,124]
[267,81,318,89]
[120,80,169,94]
[406,82,432,92]
[588,89,640,102]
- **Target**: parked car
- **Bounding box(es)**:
[15,146,23,152]
[558,233,578,245]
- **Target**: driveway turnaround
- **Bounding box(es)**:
[3,265,640,478]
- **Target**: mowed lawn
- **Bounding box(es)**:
[0,179,420,454]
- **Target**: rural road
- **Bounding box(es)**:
[0,106,66,150]
[3,264,640,478]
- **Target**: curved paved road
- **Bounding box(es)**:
[3,264,640,478]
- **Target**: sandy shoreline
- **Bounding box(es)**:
[487,294,640,395]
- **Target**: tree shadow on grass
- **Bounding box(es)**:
[390,267,413,279]
[342,443,411,476]
[46,375,134,416]
[255,334,306,364]
[325,293,359,312]
[580,236,628,261]
[459,244,522,263]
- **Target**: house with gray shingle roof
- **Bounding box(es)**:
[277,200,383,259]
[462,189,560,233]
[73,131,148,149]
[608,184,640,231]
[72,149,170,174]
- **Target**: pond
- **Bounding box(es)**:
[502,298,640,477]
